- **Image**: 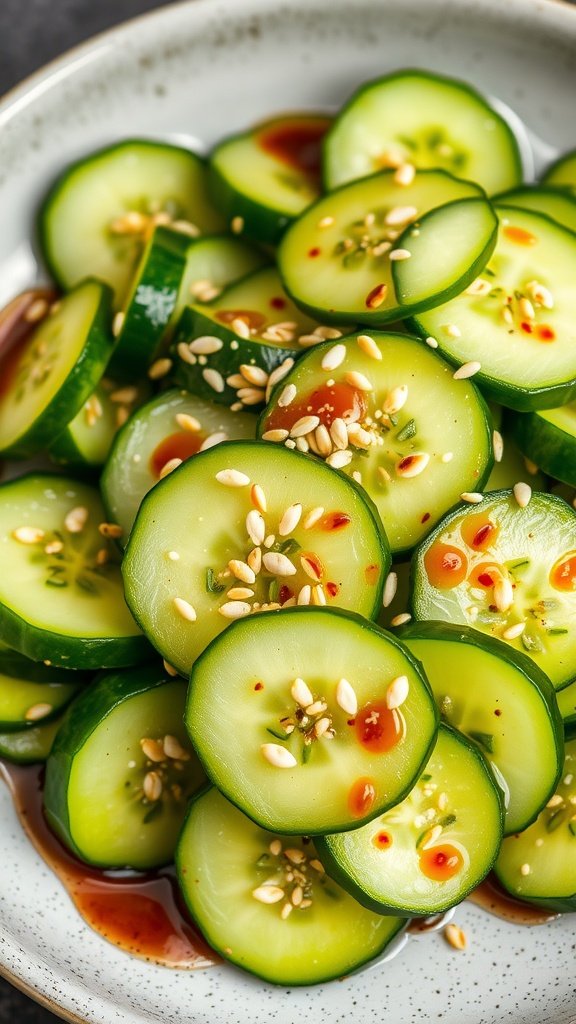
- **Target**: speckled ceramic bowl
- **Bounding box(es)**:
[1,0,576,1021]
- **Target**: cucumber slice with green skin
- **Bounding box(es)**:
[410,206,576,412]
[39,139,224,306]
[494,736,576,913]
[176,785,406,986]
[494,185,576,234]
[0,473,148,669]
[557,680,576,737]
[107,226,191,377]
[0,281,114,458]
[278,168,486,326]
[0,647,86,731]
[49,378,151,471]
[101,389,255,542]
[258,331,493,556]
[399,622,563,834]
[0,715,63,764]
[323,70,522,193]
[171,266,321,410]
[542,149,576,191]
[209,114,331,245]
[164,234,268,343]
[316,723,503,917]
[186,607,438,834]
[44,666,205,869]
[507,402,576,488]
[123,440,390,677]
[411,489,576,692]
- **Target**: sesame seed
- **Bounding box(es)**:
[393,162,415,185]
[231,317,251,339]
[25,702,52,722]
[520,863,531,876]
[13,526,45,544]
[390,612,411,627]
[167,550,180,561]
[453,361,481,380]
[188,335,223,355]
[547,794,563,808]
[302,506,324,529]
[326,449,353,469]
[318,215,335,228]
[524,457,539,475]
[45,540,64,555]
[231,216,244,234]
[228,559,256,585]
[383,571,398,608]
[460,492,483,504]
[140,737,165,762]
[385,204,418,226]
[269,839,282,856]
[438,792,449,811]
[238,364,268,388]
[237,386,266,406]
[148,357,172,380]
[383,384,408,415]
[266,358,295,401]
[357,334,382,361]
[315,326,343,340]
[262,428,289,443]
[298,333,326,348]
[64,506,89,533]
[143,771,163,801]
[389,248,411,261]
[279,503,302,536]
[177,342,198,365]
[344,370,373,392]
[503,622,526,640]
[227,587,254,599]
[365,283,388,309]
[172,219,200,237]
[513,481,532,508]
[202,367,225,393]
[164,735,190,761]
[494,576,514,612]
[445,924,467,951]
[261,743,297,769]
[246,509,266,546]
[291,677,314,707]
[300,554,323,581]
[110,386,138,404]
[219,601,252,619]
[314,424,333,458]
[421,824,443,850]
[280,902,293,919]
[251,883,286,904]
[278,383,297,408]
[173,596,197,622]
[290,415,320,438]
[386,674,409,709]
[199,431,228,451]
[329,418,349,451]
[441,451,454,463]
[526,280,554,309]
[425,336,439,349]
[347,423,372,449]
[336,677,358,715]
[519,296,535,321]
[159,457,182,479]
[262,551,297,577]
[312,584,327,606]
[314,717,331,738]
[112,311,125,337]
[492,430,504,463]
[297,585,311,605]
[321,343,346,371]
[247,547,262,574]
[163,660,179,677]
[564,774,573,786]
[250,483,267,513]
[396,452,430,478]
[215,469,250,487]
[98,522,123,539]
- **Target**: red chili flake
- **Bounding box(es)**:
[537,325,555,342]
[478,572,495,587]
[398,455,417,472]
[520,321,533,334]
[494,709,502,717]
[473,524,493,548]
[254,682,264,691]
[347,719,356,727]
[373,830,393,850]
[326,581,339,597]
[421,512,431,524]
[308,247,321,258]
[320,511,351,532]
[270,296,287,310]
[279,585,294,604]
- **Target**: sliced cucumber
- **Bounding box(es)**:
[101,389,255,541]
[279,173,496,325]
[542,149,576,191]
[0,281,114,458]
[411,206,576,411]
[557,680,576,737]
[0,473,148,669]
[495,185,576,233]
[171,266,320,409]
[411,489,576,691]
[316,724,502,916]
[40,139,224,305]
[48,377,151,471]
[210,114,331,244]
[508,402,576,488]
[0,647,86,731]
[323,69,521,193]
[400,622,563,833]
[0,715,63,764]
[258,330,493,555]
[123,440,390,677]
[44,666,205,869]
[176,785,406,985]
[494,736,576,913]
[108,226,191,377]
[186,607,437,834]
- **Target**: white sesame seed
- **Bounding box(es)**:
[239,363,268,388]
[262,551,297,576]
[280,902,293,919]
[547,794,563,808]
[237,386,266,406]
[173,597,197,622]
[252,885,285,903]
[251,483,267,513]
[421,824,443,850]
[503,622,526,640]
[314,717,331,738]
[159,457,182,479]
[519,297,535,321]
[297,585,311,605]
[389,248,411,261]
[318,215,335,228]
[163,659,179,677]
[262,428,289,443]
[441,451,454,463]
[148,357,172,380]
[328,418,348,451]
[564,774,574,786]
[202,367,225,393]
[385,204,418,226]
[228,559,256,585]
[285,438,296,450]
[266,358,295,401]
[269,838,282,856]
[386,674,409,709]
[357,334,382,361]
[347,423,372,449]
[438,792,449,811]
[493,430,504,463]
[246,509,266,546]
[453,361,481,380]
[520,863,531,877]
[501,306,514,325]
[109,386,138,404]
[425,335,439,349]
[344,370,373,392]
[396,452,430,478]
[383,571,398,608]
[199,431,228,451]
[494,576,514,612]
[174,412,202,433]
[177,342,198,365]
[227,587,254,600]
[444,924,467,951]
[25,702,52,722]
[278,383,297,408]
[290,415,320,438]
[215,469,250,487]
[219,601,252,619]
[312,584,327,606]
[383,384,408,415]
[460,492,483,504]
[314,424,333,458]
[321,343,346,371]
[261,744,297,769]
[231,216,244,234]
[231,317,251,339]
[393,162,416,186]
[279,503,302,536]
[189,335,223,355]
[64,506,89,533]
[112,311,125,337]
[247,547,262,574]
[465,277,492,297]
[303,506,324,529]
[326,449,353,469]
[336,677,357,715]
[291,677,314,707]
[390,612,412,627]
[45,540,64,555]
[526,280,554,310]
[12,526,45,544]
[143,771,163,801]
[513,481,532,508]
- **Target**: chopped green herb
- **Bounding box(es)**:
[256,853,271,867]
[266,727,287,741]
[302,742,312,765]
[420,773,432,782]
[206,568,226,594]
[268,579,280,603]
[277,538,300,555]
[438,813,457,829]
[547,627,568,636]
[396,418,417,442]
[546,808,567,832]
[522,632,544,653]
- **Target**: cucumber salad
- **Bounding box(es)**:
[1,67,576,986]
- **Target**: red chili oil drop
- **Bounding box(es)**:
[424,542,468,589]
[494,708,502,717]
[256,117,330,178]
[460,512,500,552]
[264,381,367,433]
[320,511,352,532]
[373,830,393,850]
[537,325,555,342]
[419,843,464,882]
[308,247,321,258]
[355,701,403,754]
[215,309,267,331]
[503,225,537,246]
[421,512,431,524]
[150,432,204,479]
[550,551,576,592]
[347,776,377,818]
[270,296,287,310]
[279,585,294,604]
[468,561,502,590]
[326,581,339,597]
[254,681,264,691]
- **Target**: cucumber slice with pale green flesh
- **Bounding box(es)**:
[171,266,322,410]
[0,474,148,669]
[258,331,493,556]
[400,622,563,834]
[44,667,205,869]
[411,206,576,411]
[176,786,406,986]
[39,139,224,305]
[0,715,63,764]
[187,607,437,834]
[0,647,87,731]
[0,281,114,458]
[49,378,150,470]
[542,149,576,191]
[210,114,331,245]
[123,440,389,677]
[101,389,255,541]
[508,402,576,488]
[316,723,503,916]
[107,226,191,377]
[495,185,576,233]
[164,234,268,342]
[323,70,521,193]
[411,489,576,691]
[279,179,496,326]
[494,736,576,913]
